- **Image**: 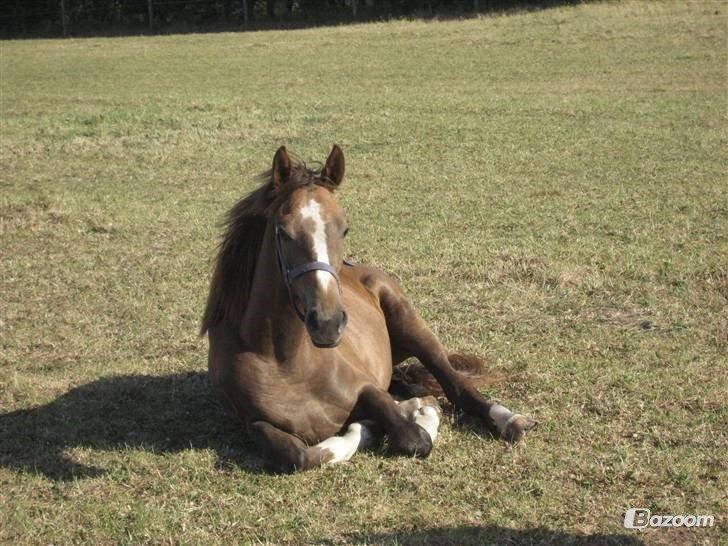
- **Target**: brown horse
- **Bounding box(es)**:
[201,145,535,472]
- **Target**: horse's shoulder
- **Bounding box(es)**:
[342,262,405,301]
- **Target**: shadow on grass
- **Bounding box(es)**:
[1,371,531,481]
[0,372,261,480]
[342,525,644,545]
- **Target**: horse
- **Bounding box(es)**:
[200,145,536,472]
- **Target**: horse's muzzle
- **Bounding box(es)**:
[306,309,347,348]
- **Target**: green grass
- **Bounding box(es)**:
[1,1,726,544]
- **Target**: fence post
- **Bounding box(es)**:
[147,0,154,29]
[241,0,249,26]
[60,0,67,36]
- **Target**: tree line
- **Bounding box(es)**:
[1,0,580,37]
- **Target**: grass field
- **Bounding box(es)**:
[1,1,726,544]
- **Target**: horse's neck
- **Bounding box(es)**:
[240,220,306,354]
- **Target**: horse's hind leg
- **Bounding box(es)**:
[375,278,536,442]
[249,420,378,473]
[396,396,442,443]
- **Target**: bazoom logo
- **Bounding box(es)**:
[624,508,715,530]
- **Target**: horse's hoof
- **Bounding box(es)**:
[389,423,433,458]
[419,395,441,411]
[306,445,336,466]
[396,395,441,419]
[502,415,538,443]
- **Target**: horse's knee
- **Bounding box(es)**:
[268,446,332,473]
[249,420,325,473]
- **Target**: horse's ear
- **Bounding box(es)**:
[272,146,291,191]
[322,144,345,188]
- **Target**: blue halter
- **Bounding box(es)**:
[274,223,342,321]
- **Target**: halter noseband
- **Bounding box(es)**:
[274,223,342,322]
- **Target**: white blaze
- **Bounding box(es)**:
[299,198,332,290]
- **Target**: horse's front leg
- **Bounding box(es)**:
[248,420,380,473]
[354,385,441,458]
[378,281,536,442]
[248,420,326,473]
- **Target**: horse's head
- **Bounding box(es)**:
[271,145,349,348]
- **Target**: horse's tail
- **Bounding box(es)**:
[390,353,503,408]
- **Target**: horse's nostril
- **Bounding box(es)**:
[306,310,319,329]
[340,311,348,330]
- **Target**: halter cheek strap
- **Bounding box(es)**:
[275,223,343,322]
